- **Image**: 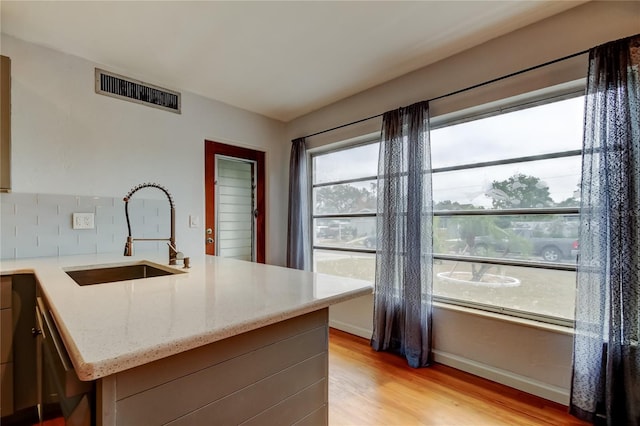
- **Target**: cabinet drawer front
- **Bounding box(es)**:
[0,276,10,309]
[0,308,12,363]
[0,362,14,416]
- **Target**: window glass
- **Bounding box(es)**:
[434,214,579,263]
[313,249,376,283]
[313,180,377,215]
[432,156,582,210]
[313,217,377,249]
[313,143,379,185]
[434,261,576,321]
[431,96,584,169]
[311,92,584,325]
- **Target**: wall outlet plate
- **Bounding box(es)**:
[72,213,95,229]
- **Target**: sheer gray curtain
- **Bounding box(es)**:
[286,137,311,270]
[570,34,640,425]
[371,101,433,368]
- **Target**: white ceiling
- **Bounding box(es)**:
[1,1,587,122]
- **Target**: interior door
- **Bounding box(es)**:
[205,141,265,263]
[215,156,255,261]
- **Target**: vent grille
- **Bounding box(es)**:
[95,68,181,114]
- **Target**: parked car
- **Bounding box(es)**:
[317,222,356,240]
[511,228,578,262]
[530,237,578,262]
[448,233,578,262]
[571,240,580,259]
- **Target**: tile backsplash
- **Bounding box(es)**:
[1,192,170,259]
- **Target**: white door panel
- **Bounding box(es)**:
[215,157,255,262]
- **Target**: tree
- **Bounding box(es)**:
[488,174,553,209]
[556,184,582,207]
[315,185,376,214]
[555,197,580,207]
[434,200,479,211]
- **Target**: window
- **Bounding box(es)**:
[312,142,378,282]
[310,90,584,326]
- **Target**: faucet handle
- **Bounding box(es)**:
[124,237,133,256]
[167,242,183,261]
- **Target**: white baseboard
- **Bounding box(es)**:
[432,349,570,405]
[329,320,371,340]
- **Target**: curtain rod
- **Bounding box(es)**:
[299,48,590,140]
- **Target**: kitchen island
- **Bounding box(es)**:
[0,253,372,425]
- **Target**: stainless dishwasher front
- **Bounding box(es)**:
[35,296,94,426]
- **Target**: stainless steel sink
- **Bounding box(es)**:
[64,262,185,286]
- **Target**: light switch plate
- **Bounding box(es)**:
[189,215,200,228]
[72,213,95,229]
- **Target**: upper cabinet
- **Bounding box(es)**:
[1,55,10,192]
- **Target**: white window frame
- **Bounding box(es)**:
[309,83,585,327]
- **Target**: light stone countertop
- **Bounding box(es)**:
[0,253,373,381]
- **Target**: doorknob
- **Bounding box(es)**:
[206,228,213,234]
[207,237,214,244]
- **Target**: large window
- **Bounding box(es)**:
[311,91,584,326]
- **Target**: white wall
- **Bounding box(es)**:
[288,1,639,141]
[290,1,640,404]
[1,34,289,265]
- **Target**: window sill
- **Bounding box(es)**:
[432,300,575,336]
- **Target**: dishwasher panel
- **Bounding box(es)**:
[36,297,93,425]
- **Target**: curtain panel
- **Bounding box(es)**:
[286,137,311,270]
[570,34,640,425]
[371,101,433,368]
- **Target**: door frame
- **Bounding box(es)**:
[205,140,266,263]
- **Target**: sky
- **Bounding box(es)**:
[313,96,584,208]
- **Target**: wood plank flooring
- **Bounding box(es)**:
[328,328,588,426]
[34,329,587,425]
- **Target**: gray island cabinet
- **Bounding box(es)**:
[1,253,372,426]
[97,309,329,426]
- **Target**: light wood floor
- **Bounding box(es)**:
[328,328,589,426]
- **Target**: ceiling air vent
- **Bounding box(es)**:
[95,68,181,114]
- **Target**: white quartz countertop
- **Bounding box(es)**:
[0,253,372,380]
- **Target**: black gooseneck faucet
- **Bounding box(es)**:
[123,183,178,265]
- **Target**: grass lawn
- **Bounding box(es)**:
[315,252,575,321]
